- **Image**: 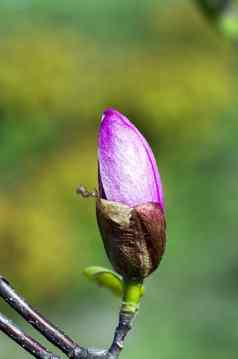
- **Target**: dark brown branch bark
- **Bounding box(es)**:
[0,312,61,359]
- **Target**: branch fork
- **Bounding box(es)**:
[0,276,139,359]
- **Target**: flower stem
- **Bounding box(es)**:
[121,281,143,313]
[107,310,136,359]
[106,281,143,359]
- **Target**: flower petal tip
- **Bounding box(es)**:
[103,108,117,117]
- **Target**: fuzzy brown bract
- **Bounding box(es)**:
[96,199,166,281]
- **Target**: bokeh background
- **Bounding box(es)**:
[0,0,238,358]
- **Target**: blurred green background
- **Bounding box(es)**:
[0,0,238,358]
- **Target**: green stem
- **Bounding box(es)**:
[121,281,143,313]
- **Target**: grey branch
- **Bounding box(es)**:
[0,276,83,357]
[0,276,136,359]
[0,312,61,359]
[108,311,135,358]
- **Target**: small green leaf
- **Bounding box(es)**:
[83,266,124,297]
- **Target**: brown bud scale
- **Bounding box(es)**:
[96,199,166,281]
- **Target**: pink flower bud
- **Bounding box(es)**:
[97,109,166,281]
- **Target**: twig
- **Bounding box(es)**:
[107,310,135,359]
[0,311,61,359]
[0,276,137,359]
[0,276,83,358]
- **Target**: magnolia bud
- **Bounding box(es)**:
[97,108,166,281]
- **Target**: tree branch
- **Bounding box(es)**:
[0,311,61,359]
[0,276,137,359]
[0,276,83,358]
[107,310,135,359]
